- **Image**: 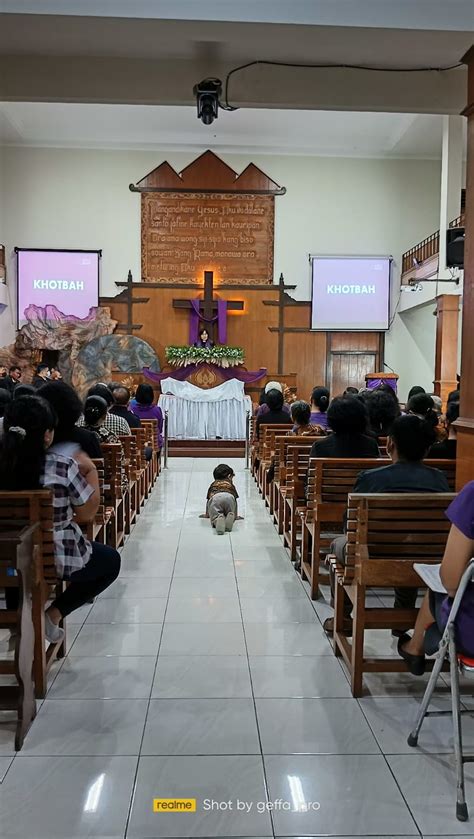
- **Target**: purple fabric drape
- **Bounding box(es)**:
[366,377,398,392]
[188,298,228,344]
[143,365,267,384]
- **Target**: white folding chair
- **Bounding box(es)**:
[408,558,474,822]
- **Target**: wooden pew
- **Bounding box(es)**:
[101,443,125,549]
[273,437,313,536]
[83,458,106,544]
[254,424,291,492]
[280,440,314,561]
[329,492,455,696]
[0,490,64,699]
[301,458,386,599]
[141,418,159,485]
[0,522,38,749]
[131,427,148,508]
[301,457,456,600]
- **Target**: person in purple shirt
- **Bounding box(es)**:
[399,480,474,674]
[310,386,330,431]
[129,383,163,450]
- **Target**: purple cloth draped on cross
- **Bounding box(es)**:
[143,364,267,384]
[189,299,228,345]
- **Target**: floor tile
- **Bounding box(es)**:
[142,698,260,755]
[102,576,172,599]
[244,623,332,656]
[169,577,238,597]
[165,596,242,623]
[115,559,176,579]
[249,656,352,698]
[86,596,167,623]
[174,557,236,577]
[235,560,298,579]
[359,695,474,754]
[20,699,148,755]
[236,577,307,598]
[47,656,156,700]
[0,755,137,837]
[265,754,418,836]
[152,656,252,698]
[240,597,317,623]
[68,623,163,656]
[127,755,272,837]
[256,698,380,754]
[66,603,93,624]
[0,756,13,781]
[159,622,246,656]
[387,753,474,835]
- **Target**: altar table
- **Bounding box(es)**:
[158,378,252,440]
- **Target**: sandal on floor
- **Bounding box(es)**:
[397,633,426,676]
[322,616,352,637]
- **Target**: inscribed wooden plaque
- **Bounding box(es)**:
[141,192,274,284]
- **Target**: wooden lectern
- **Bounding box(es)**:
[365,372,399,393]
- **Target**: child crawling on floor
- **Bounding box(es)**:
[203,463,241,535]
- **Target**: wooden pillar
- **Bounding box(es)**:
[456,46,474,489]
[433,294,459,409]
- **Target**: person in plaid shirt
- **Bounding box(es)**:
[0,395,121,643]
[77,383,131,437]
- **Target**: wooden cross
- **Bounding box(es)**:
[172,270,244,335]
[114,270,150,334]
[264,273,309,373]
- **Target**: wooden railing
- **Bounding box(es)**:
[401,212,465,277]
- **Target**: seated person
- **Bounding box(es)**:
[32,363,50,389]
[428,399,459,460]
[399,480,474,675]
[324,414,450,636]
[39,380,102,459]
[365,389,401,440]
[78,383,131,436]
[83,396,128,491]
[110,386,142,429]
[255,381,291,418]
[309,396,380,459]
[407,385,426,402]
[129,383,163,451]
[343,386,359,396]
[289,400,326,436]
[310,386,330,430]
[0,395,120,640]
[194,327,214,349]
[255,388,292,438]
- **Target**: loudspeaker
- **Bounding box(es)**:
[446,227,465,268]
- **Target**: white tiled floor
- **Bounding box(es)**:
[1,457,474,837]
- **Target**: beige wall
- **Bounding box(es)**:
[1,146,442,393]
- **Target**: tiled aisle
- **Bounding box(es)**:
[1,458,474,837]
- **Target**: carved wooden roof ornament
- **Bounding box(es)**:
[130,150,286,195]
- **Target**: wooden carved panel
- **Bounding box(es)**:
[141,192,274,284]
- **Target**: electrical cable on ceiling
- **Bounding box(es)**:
[222,59,464,110]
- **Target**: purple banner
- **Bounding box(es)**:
[143,364,267,384]
[366,377,398,392]
[188,298,228,345]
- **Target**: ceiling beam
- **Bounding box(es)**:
[0,55,467,115]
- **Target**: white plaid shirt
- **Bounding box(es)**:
[42,452,94,578]
[77,412,131,437]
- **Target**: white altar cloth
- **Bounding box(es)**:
[158,378,252,440]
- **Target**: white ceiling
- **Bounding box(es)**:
[0,103,463,158]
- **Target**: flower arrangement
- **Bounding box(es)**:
[165,345,245,368]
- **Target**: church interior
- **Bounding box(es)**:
[1,2,474,836]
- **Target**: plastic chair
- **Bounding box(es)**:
[407,558,474,822]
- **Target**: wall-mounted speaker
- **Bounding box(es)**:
[446,227,465,268]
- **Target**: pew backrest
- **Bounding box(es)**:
[0,490,56,583]
[345,492,456,586]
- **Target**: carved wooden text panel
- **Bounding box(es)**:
[141,192,274,284]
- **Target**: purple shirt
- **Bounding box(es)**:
[310,410,329,430]
[442,482,474,655]
[129,401,163,448]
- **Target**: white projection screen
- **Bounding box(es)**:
[310,255,391,331]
